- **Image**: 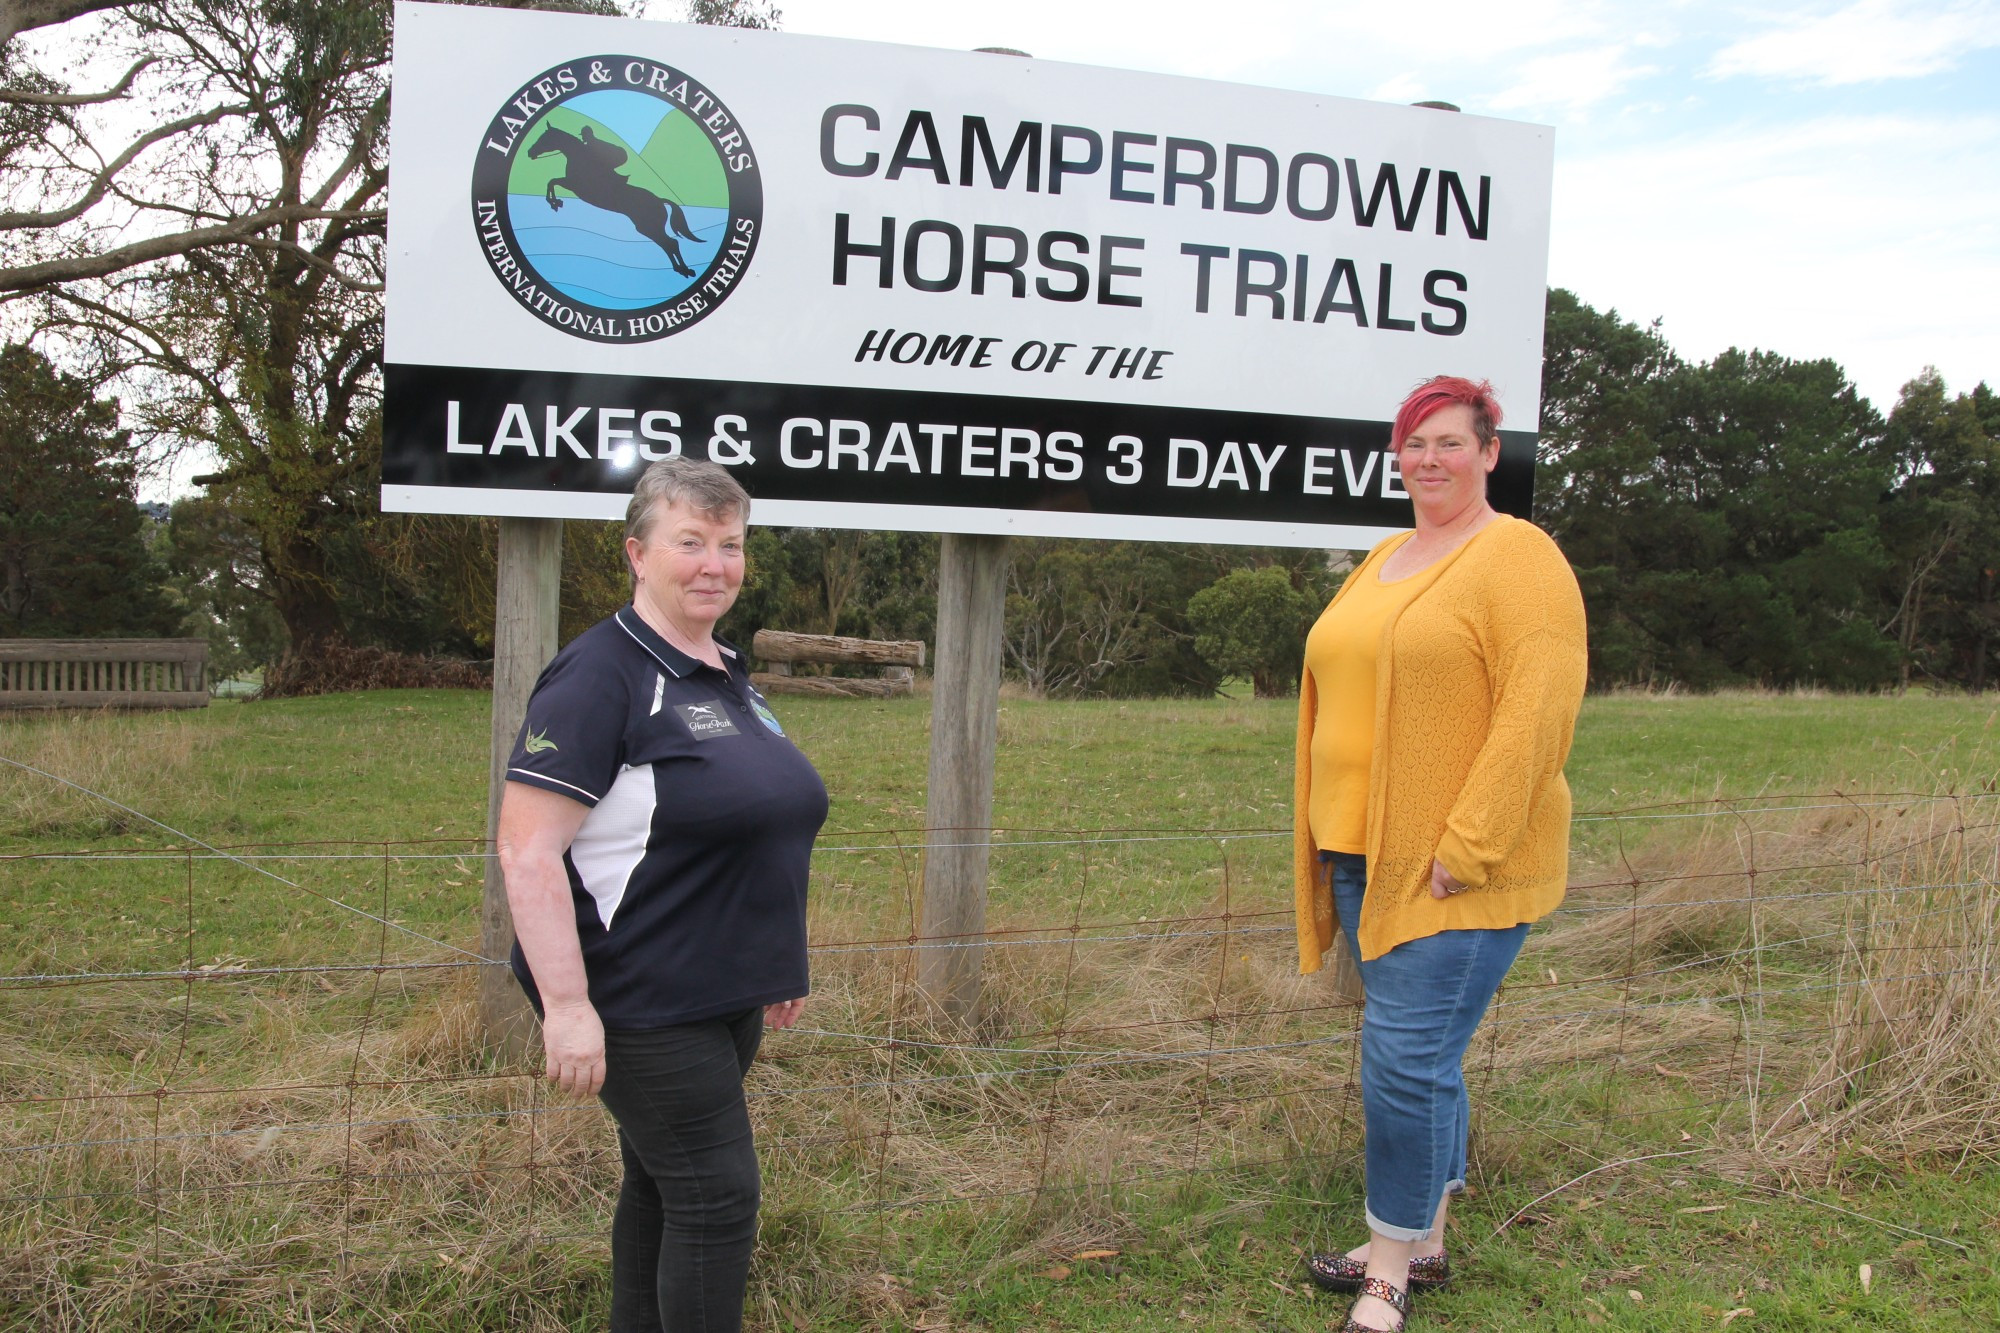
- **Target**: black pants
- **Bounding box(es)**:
[598,1008,763,1333]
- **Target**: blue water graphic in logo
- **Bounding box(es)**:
[507,198,729,309]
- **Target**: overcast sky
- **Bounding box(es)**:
[751,0,2000,412]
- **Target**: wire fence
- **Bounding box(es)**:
[2,786,1996,1322]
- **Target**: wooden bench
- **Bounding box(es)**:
[751,630,924,698]
[0,639,210,710]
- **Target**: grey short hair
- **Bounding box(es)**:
[625,456,751,548]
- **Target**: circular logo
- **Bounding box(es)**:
[470,56,762,343]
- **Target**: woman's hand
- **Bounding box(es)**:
[542,998,606,1099]
[764,998,806,1029]
[1429,859,1468,900]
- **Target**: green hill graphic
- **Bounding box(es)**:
[506,107,729,209]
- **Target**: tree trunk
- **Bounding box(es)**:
[265,532,348,658]
[1974,567,1995,694]
[1898,579,1922,695]
[0,549,24,624]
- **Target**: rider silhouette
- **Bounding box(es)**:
[574,125,629,178]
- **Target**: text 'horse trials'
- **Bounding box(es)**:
[528,124,703,279]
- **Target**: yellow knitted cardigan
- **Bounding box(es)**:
[1294,517,1588,969]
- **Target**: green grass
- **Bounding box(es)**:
[4,686,1993,848]
[841,1167,1998,1331]
[2,688,1997,1330]
[5,688,1991,968]
[1567,690,2000,807]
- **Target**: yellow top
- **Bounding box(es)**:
[1293,517,1588,967]
[1302,547,1445,854]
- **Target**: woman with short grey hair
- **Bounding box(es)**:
[498,456,826,1331]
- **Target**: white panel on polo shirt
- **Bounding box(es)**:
[568,762,655,929]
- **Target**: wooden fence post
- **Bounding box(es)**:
[481,516,564,1057]
[917,531,1010,1019]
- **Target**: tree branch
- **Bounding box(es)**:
[47,287,255,448]
[0,204,384,294]
[235,233,384,292]
[0,100,251,231]
[289,162,387,305]
[304,90,388,212]
[0,53,150,104]
[0,0,129,49]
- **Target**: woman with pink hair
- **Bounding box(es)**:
[1292,376,1588,1332]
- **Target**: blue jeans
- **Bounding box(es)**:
[599,1008,764,1333]
[1327,851,1527,1241]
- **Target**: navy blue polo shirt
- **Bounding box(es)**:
[505,606,829,1029]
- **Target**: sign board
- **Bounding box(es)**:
[383,2,1554,549]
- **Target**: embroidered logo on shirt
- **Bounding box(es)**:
[751,699,784,735]
[674,701,740,739]
[524,728,558,754]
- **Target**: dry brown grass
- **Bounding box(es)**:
[0,967,619,1327]
[1490,792,2000,1182]
[1761,796,2000,1165]
[0,709,210,840]
[2,790,1996,1325]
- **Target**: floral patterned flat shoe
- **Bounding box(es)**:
[1305,1249,1450,1294]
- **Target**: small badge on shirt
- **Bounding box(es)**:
[674,701,740,739]
[751,699,784,735]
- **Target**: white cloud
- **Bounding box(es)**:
[1550,112,2000,404]
[1486,45,1659,116]
[1706,0,2000,86]
[1365,73,1430,105]
[772,1,1626,90]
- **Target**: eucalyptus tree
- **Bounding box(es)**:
[25,1,392,662]
[0,1,388,297]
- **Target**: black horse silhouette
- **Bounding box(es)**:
[527,124,702,280]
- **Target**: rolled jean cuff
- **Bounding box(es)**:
[1365,1179,1462,1242]
[1364,1203,1436,1244]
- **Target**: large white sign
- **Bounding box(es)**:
[383,1,1554,548]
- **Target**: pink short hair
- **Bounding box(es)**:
[1391,376,1503,449]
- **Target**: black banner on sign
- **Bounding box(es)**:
[382,363,1535,540]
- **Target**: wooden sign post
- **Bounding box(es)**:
[480,515,563,1057]
[917,532,1010,1019]
[911,44,1029,1024]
